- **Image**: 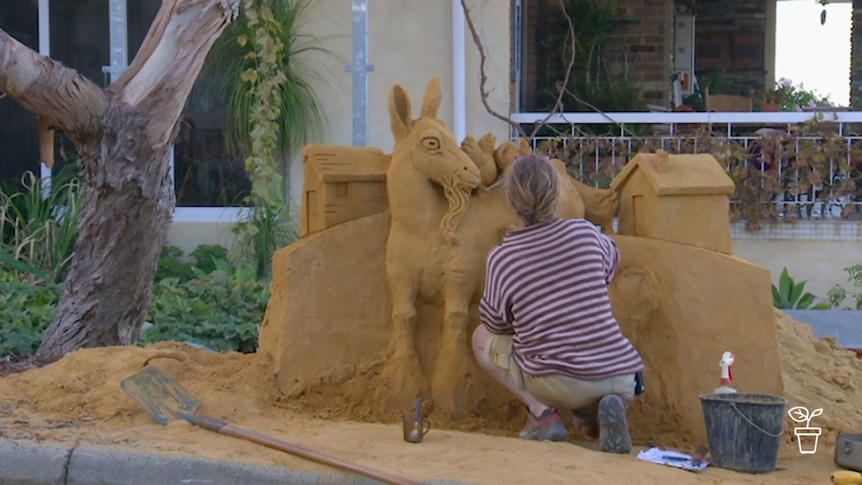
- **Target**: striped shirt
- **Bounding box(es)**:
[479,218,644,380]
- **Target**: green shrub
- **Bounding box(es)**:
[141,258,268,353]
[825,263,862,310]
[155,244,230,284]
[772,267,828,310]
[1,246,267,358]
[155,245,196,283]
[0,270,61,356]
[0,164,81,283]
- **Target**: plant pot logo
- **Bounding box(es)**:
[787,406,823,454]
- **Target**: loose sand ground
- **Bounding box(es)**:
[1,310,860,484]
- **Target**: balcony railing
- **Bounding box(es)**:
[510,111,862,228]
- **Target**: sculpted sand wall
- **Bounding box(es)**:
[259,215,783,444]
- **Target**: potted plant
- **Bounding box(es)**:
[754,78,792,112]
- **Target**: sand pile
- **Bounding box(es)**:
[774,308,862,448]
[0,310,860,451]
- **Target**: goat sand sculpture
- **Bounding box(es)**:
[379,78,617,417]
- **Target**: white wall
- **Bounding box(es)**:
[287,0,511,206]
[733,238,862,304]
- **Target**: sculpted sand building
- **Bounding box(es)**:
[611,150,736,254]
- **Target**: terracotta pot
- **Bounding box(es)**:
[759,102,781,112]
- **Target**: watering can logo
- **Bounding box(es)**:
[787,406,823,454]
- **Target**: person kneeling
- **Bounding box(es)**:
[471,154,645,454]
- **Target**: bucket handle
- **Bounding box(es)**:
[730,403,784,438]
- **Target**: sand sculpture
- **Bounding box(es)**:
[259,78,783,444]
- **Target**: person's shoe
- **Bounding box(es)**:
[598,394,632,454]
[519,408,569,441]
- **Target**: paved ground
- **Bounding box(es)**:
[0,439,452,485]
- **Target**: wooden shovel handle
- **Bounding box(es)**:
[182,414,419,485]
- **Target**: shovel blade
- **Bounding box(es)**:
[120,366,202,426]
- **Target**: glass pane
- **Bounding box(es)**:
[174,23,251,207]
[0,2,40,189]
[50,0,109,87]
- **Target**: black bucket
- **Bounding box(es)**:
[699,393,788,473]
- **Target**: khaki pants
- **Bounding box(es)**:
[483,332,636,423]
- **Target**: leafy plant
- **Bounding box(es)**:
[191,0,325,202]
[155,244,231,284]
[0,163,81,283]
[141,258,269,353]
[824,263,862,310]
[155,245,196,283]
[772,267,827,309]
[0,269,61,356]
[538,116,862,231]
[230,198,297,279]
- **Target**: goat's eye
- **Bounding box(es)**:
[422,137,440,151]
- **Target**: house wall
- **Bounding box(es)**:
[732,222,862,306]
[694,0,771,94]
[288,0,511,211]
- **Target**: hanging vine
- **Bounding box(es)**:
[238,0,286,207]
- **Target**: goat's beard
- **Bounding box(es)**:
[440,182,471,245]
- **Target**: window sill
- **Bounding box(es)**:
[172,207,251,224]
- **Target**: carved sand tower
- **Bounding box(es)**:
[258,78,783,445]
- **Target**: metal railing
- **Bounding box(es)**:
[511,111,862,222]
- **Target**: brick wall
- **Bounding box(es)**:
[518,0,675,111]
[693,0,768,96]
[516,0,789,112]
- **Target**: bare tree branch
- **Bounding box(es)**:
[0,29,107,142]
[459,0,527,139]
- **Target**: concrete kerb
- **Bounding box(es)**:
[0,439,460,485]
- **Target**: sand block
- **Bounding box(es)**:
[611,235,783,444]
[260,216,782,444]
[258,212,391,394]
[611,151,735,254]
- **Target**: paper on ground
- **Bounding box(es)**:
[636,447,709,472]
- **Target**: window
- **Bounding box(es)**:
[0,0,250,218]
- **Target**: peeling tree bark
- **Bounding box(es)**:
[0,0,240,363]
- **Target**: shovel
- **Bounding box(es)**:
[120,366,419,485]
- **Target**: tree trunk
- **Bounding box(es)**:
[36,105,175,359]
[0,0,241,364]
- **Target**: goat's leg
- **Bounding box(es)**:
[376,277,428,410]
[432,270,483,419]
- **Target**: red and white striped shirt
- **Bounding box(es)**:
[480,218,644,380]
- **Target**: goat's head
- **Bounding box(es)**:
[388,77,480,192]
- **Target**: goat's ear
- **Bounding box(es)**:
[389,84,413,140]
[420,77,442,119]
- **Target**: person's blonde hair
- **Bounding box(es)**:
[505,154,559,226]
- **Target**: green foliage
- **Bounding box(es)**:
[156,244,230,283]
[772,267,827,309]
[824,263,862,310]
[779,80,833,111]
[155,245,196,283]
[0,270,61,356]
[192,0,325,206]
[141,258,268,354]
[230,199,297,279]
[189,244,230,274]
[539,117,862,231]
[0,164,81,283]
